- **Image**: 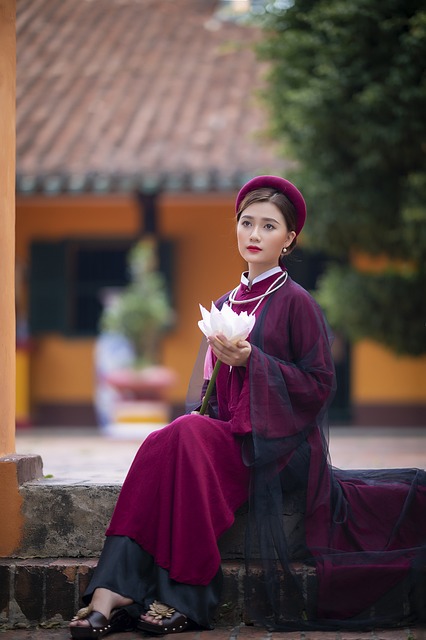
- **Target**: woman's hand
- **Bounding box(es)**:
[208,333,252,367]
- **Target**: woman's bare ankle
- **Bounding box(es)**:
[92,587,133,615]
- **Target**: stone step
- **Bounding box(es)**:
[14,481,305,559]
[16,483,121,558]
[1,555,415,630]
[2,481,416,630]
[0,558,313,628]
[0,480,307,629]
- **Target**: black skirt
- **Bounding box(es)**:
[82,535,223,629]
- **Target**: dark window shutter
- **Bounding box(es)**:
[158,239,175,304]
[71,242,130,335]
[29,241,68,334]
[28,238,175,337]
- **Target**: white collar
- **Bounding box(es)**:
[241,266,283,287]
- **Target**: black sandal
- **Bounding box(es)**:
[70,604,135,639]
[137,601,189,635]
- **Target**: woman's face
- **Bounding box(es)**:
[237,200,296,278]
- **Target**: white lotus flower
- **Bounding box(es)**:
[198,302,255,343]
[197,303,255,416]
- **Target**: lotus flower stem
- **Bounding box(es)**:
[199,359,222,416]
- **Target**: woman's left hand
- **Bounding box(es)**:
[208,334,252,367]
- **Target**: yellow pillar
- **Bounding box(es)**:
[0,0,38,557]
[0,0,16,457]
[0,0,19,555]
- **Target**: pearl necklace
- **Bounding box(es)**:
[228,271,288,315]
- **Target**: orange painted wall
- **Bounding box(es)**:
[159,193,244,402]
[16,195,140,264]
[353,340,426,403]
[16,192,243,409]
[350,253,426,409]
[16,194,426,416]
[16,346,30,422]
[31,337,96,402]
[16,196,140,408]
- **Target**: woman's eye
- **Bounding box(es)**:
[241,220,251,227]
[265,224,275,230]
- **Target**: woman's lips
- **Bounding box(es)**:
[247,246,262,252]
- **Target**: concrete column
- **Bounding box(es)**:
[0,0,16,457]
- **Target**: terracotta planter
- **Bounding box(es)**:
[105,366,176,401]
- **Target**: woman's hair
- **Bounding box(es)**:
[236,187,298,259]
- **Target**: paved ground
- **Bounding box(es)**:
[10,425,426,639]
[0,624,424,639]
[15,425,426,484]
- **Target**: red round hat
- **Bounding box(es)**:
[235,175,307,235]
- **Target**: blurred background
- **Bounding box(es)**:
[15,0,426,436]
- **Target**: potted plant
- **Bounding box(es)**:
[99,238,176,402]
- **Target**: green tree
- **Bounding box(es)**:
[256,0,426,354]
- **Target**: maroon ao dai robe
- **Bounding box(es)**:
[106,271,426,629]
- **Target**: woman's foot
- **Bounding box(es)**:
[140,601,176,626]
[138,601,189,635]
[70,587,133,627]
[69,588,134,638]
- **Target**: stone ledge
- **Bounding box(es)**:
[15,484,120,558]
[14,483,306,560]
[0,455,43,485]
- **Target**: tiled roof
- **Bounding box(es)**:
[16,0,288,194]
